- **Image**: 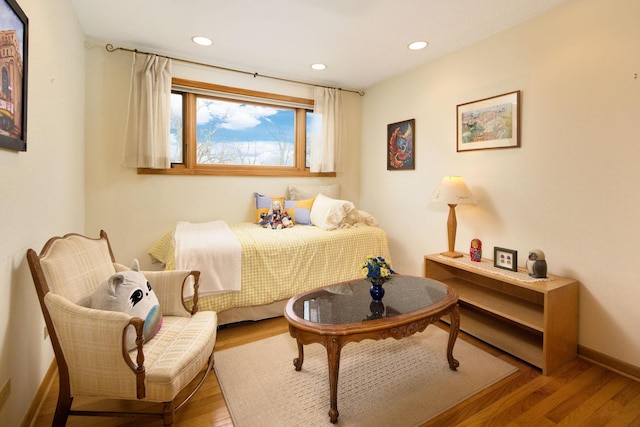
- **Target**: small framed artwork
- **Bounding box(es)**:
[457,91,520,152]
[0,0,28,152]
[387,118,414,170]
[494,247,518,272]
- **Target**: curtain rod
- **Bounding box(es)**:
[105,44,365,96]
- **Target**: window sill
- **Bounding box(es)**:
[137,167,336,178]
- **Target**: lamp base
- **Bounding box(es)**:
[440,250,464,258]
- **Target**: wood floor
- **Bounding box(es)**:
[32,316,640,427]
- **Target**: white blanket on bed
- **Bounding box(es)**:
[174,220,241,297]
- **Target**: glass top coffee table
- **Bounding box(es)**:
[284,275,460,424]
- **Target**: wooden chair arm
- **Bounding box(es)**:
[141,270,201,316]
[44,293,147,398]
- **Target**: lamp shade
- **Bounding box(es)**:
[430,176,476,205]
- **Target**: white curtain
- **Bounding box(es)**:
[122,52,172,169]
[310,87,343,173]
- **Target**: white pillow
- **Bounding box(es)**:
[310,194,355,230]
[288,183,339,201]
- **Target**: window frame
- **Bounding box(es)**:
[137,78,335,177]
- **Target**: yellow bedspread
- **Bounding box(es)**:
[149,223,391,314]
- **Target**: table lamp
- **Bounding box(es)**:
[430,176,476,258]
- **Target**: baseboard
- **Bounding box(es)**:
[21,359,57,427]
[578,345,640,382]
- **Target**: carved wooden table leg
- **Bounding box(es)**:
[326,336,342,424]
[293,339,304,371]
[447,304,460,371]
[285,276,461,423]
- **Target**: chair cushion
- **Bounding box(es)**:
[135,311,218,402]
[40,234,116,306]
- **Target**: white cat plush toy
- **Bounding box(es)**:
[91,259,163,349]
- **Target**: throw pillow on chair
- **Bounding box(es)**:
[91,259,163,349]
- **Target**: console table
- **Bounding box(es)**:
[424,254,578,375]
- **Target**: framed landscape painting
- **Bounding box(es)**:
[457,91,519,152]
[387,118,415,170]
[0,0,28,152]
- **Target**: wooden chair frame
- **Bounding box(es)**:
[27,230,215,426]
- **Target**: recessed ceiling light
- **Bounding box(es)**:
[408,40,428,50]
[192,36,213,46]
[310,63,327,71]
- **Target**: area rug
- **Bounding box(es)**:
[214,326,517,426]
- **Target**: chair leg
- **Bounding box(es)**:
[162,401,175,426]
[52,394,72,427]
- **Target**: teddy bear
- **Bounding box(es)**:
[259,200,293,229]
[90,259,163,349]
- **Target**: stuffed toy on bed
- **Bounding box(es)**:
[90,259,163,349]
[259,199,293,229]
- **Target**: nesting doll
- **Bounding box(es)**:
[470,239,482,262]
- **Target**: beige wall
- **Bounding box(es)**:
[3,0,639,423]
[361,0,640,367]
[0,0,85,424]
[83,43,362,269]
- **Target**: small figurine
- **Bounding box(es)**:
[470,239,482,262]
[526,249,547,278]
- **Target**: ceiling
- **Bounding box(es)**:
[70,0,569,91]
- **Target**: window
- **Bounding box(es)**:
[140,78,333,177]
[189,96,295,167]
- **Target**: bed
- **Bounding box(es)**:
[148,192,391,324]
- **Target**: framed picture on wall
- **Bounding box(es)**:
[0,0,28,152]
[457,91,520,152]
[387,118,415,170]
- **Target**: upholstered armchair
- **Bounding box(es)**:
[27,230,218,426]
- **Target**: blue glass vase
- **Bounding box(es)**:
[369,279,385,301]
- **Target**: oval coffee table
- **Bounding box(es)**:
[284,275,460,424]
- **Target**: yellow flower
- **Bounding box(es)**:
[362,255,395,281]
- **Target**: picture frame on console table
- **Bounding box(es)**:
[494,247,518,271]
[457,91,520,152]
[0,0,28,152]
